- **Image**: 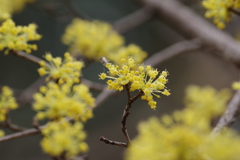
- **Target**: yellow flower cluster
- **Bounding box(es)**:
[0,0,33,20]
[202,0,240,29]
[41,119,88,159]
[184,85,231,125]
[125,86,239,160]
[33,82,95,122]
[99,57,170,109]
[0,19,41,54]
[108,44,147,66]
[62,18,147,64]
[38,53,84,84]
[0,86,18,121]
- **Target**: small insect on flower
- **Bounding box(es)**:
[101,57,109,65]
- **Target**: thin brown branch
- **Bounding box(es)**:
[0,126,43,142]
[99,136,127,148]
[113,7,154,34]
[212,90,240,134]
[11,51,45,66]
[0,115,26,132]
[121,88,143,144]
[139,0,240,66]
[229,8,240,17]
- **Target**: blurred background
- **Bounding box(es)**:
[0,0,239,159]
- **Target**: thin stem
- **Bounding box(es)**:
[99,136,127,148]
[121,85,143,144]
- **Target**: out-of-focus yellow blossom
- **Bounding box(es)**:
[232,81,240,90]
[108,44,147,66]
[33,82,95,122]
[38,53,84,84]
[62,18,124,59]
[99,57,170,109]
[62,18,147,64]
[0,19,41,54]
[0,0,33,20]
[202,0,240,29]
[185,85,231,120]
[125,116,240,160]
[0,86,18,121]
[41,120,88,159]
[125,86,239,160]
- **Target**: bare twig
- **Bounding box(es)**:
[144,39,200,66]
[100,84,143,147]
[212,90,240,134]
[0,126,43,142]
[113,7,154,34]
[11,51,44,66]
[0,115,26,132]
[99,136,127,148]
[121,85,143,143]
[139,0,240,66]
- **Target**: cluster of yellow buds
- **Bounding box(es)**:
[202,0,240,29]
[0,19,41,54]
[99,57,170,109]
[0,86,18,121]
[33,82,95,122]
[41,119,88,159]
[38,52,84,84]
[62,18,147,64]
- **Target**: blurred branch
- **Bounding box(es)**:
[81,79,106,92]
[113,7,154,34]
[212,90,240,134]
[0,126,43,142]
[139,0,240,66]
[11,51,44,66]
[61,0,91,20]
[0,115,26,132]
[229,8,240,17]
[144,39,200,66]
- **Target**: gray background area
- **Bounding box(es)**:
[0,0,239,159]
